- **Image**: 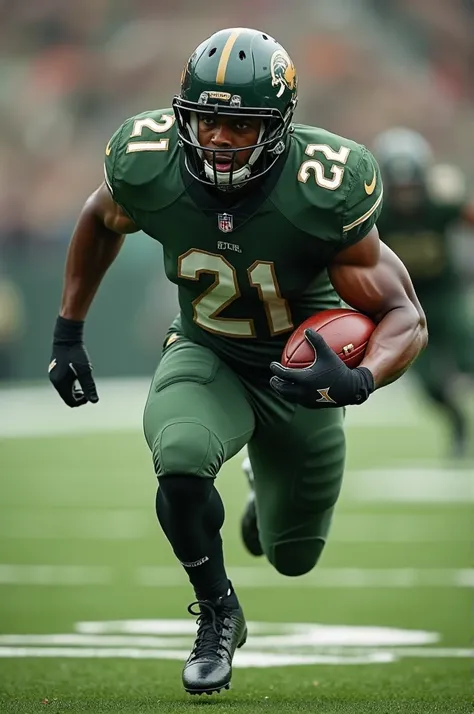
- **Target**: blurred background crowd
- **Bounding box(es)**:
[0,0,473,380]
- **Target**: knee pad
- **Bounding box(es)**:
[158,474,214,510]
[151,419,224,478]
[268,537,326,577]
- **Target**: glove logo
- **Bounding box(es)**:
[48,359,57,373]
[316,387,337,404]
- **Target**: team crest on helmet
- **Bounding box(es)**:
[270,50,297,98]
[218,213,233,233]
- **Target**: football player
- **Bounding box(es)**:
[49,29,427,695]
[374,128,474,458]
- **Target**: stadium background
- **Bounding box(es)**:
[0,1,473,711]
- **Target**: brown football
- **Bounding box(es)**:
[281,308,376,370]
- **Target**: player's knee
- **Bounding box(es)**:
[158,473,214,511]
[269,538,326,577]
[151,420,224,478]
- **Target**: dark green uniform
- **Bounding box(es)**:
[105,108,383,574]
[377,187,474,397]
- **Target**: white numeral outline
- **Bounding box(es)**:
[126,115,175,153]
[298,143,351,190]
[178,250,293,338]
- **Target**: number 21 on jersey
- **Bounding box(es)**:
[126,115,175,153]
[178,249,293,338]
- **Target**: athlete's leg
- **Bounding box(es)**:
[144,334,255,600]
[144,333,254,694]
[247,405,345,576]
[412,347,467,456]
[416,290,473,457]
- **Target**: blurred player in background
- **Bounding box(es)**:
[374,128,474,458]
[48,30,427,696]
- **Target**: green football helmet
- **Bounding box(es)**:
[373,127,433,187]
[172,28,298,189]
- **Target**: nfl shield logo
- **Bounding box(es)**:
[218,213,233,233]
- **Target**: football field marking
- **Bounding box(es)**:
[346,468,474,503]
[138,566,474,589]
[0,510,468,542]
[0,378,421,438]
[0,620,471,667]
[0,564,472,587]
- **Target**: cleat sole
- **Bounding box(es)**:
[185,683,231,696]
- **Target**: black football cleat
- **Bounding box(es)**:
[182,590,247,695]
[240,457,263,557]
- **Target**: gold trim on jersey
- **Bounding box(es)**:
[343,189,383,232]
[216,30,242,84]
[103,163,113,194]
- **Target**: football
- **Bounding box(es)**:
[281,308,376,370]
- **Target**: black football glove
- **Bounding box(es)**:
[48,316,99,408]
[270,328,375,409]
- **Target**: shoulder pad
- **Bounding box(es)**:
[272,125,383,245]
[104,108,187,214]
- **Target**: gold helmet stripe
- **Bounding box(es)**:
[216,29,242,85]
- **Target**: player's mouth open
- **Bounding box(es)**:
[209,153,235,172]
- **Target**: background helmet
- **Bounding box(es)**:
[373,127,434,187]
[172,28,298,189]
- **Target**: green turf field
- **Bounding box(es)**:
[0,381,472,713]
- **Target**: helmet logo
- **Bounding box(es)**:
[207,91,232,102]
[270,50,297,98]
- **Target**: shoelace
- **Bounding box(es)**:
[187,600,232,660]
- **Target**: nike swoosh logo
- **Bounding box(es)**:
[105,141,112,156]
[364,170,377,195]
[48,358,57,373]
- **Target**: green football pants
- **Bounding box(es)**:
[143,333,346,577]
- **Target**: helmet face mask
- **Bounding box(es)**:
[172,28,298,190]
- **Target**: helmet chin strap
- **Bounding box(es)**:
[189,113,265,188]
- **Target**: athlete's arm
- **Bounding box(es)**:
[328,226,428,388]
[48,183,139,407]
[60,182,139,320]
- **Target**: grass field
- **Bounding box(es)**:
[0,379,472,713]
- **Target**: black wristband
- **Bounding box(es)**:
[353,366,375,403]
[53,315,84,344]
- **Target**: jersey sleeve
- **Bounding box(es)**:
[102,109,182,219]
[103,117,134,205]
[341,147,383,245]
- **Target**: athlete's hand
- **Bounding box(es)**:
[48,316,99,407]
[269,328,374,408]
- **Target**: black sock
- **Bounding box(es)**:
[156,475,237,605]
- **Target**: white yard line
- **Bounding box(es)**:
[331,513,470,542]
[0,564,113,585]
[0,645,470,665]
[345,468,474,503]
[0,509,152,540]
[0,378,421,439]
[0,564,472,588]
[0,510,467,542]
[0,637,470,660]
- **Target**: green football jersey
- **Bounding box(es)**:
[104,108,383,379]
[377,169,466,291]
